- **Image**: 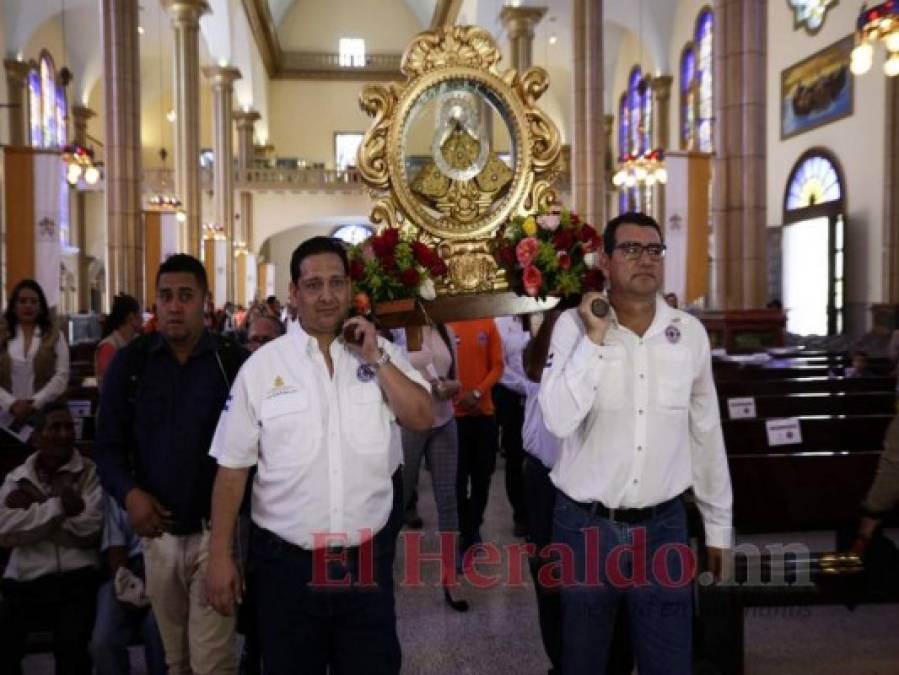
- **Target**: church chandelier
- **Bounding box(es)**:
[851,0,899,76]
[612,149,668,190]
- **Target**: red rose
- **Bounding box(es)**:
[557,251,572,270]
[498,244,516,267]
[349,260,365,281]
[522,265,543,297]
[381,254,397,271]
[401,267,420,288]
[412,242,432,266]
[430,259,448,277]
[382,227,400,247]
[577,224,595,243]
[582,269,605,291]
[570,212,581,224]
[552,229,575,251]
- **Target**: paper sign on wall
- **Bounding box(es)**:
[766,417,803,446]
[67,400,92,418]
[728,397,757,419]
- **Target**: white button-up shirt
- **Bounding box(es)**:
[210,324,428,549]
[495,315,530,396]
[539,297,733,548]
[0,327,69,411]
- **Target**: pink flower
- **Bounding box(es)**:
[522,265,543,297]
[538,214,561,232]
[516,237,539,267]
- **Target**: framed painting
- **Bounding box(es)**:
[781,35,854,140]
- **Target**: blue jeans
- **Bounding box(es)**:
[90,579,167,675]
[552,491,693,675]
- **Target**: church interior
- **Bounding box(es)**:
[1,0,899,673]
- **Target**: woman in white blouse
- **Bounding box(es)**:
[0,280,70,426]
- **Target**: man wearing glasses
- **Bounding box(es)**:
[204,236,433,674]
[539,212,733,674]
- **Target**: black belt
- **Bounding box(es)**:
[164,518,209,536]
[568,494,680,524]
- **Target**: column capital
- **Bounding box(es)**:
[4,58,30,84]
[202,64,242,89]
[71,105,97,122]
[650,74,673,102]
[499,6,547,40]
[161,0,210,24]
[234,109,261,128]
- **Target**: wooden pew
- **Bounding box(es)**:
[718,392,895,420]
[716,376,895,397]
[722,414,892,456]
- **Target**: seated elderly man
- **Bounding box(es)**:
[0,401,104,675]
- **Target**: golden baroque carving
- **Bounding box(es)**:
[402,26,503,77]
[357,25,562,296]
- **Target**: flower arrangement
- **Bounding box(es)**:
[348,227,448,313]
[494,208,605,299]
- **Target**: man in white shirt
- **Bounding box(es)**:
[204,236,433,674]
[0,402,104,674]
[539,212,732,675]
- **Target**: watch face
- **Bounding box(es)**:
[356,363,376,383]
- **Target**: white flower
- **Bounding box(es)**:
[537,214,561,231]
[418,277,436,301]
[583,252,599,269]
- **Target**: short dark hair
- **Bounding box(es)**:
[265,295,279,306]
[250,314,285,336]
[156,254,208,292]
[4,279,52,337]
[33,401,72,432]
[290,236,350,283]
[104,293,141,336]
[603,212,664,257]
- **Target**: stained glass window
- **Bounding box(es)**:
[641,78,653,154]
[618,95,628,160]
[28,69,42,147]
[785,154,842,210]
[695,10,714,152]
[56,84,67,146]
[680,45,696,149]
[627,67,642,156]
[40,53,57,148]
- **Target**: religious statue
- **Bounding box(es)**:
[410,91,512,226]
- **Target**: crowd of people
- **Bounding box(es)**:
[0,213,895,675]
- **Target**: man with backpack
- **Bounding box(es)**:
[94,254,247,674]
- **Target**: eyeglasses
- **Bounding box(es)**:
[614,241,667,261]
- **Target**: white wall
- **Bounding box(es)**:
[767,0,886,333]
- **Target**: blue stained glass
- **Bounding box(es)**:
[618,95,628,160]
[695,10,714,152]
[28,71,42,146]
[628,67,642,156]
[786,154,842,210]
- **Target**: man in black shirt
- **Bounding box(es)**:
[95,254,246,674]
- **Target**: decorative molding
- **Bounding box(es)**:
[241,0,282,77]
[240,0,403,81]
[788,0,838,35]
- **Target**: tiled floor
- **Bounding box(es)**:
[23,459,899,674]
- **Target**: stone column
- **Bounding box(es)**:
[101,0,144,306]
[4,59,30,146]
[709,0,767,309]
[71,105,96,311]
[499,6,546,74]
[604,113,615,218]
[651,75,672,225]
[571,0,605,228]
[883,77,899,303]
[234,109,260,251]
[203,65,240,301]
[163,0,210,257]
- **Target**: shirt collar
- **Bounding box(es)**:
[151,329,215,357]
[10,449,85,483]
[607,294,675,340]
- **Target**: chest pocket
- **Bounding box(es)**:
[653,346,692,410]
[260,389,318,467]
[345,381,390,451]
[595,345,627,411]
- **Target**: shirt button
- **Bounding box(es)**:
[639,374,645,379]
[633,479,639,484]
[637,445,642,451]
[638,409,644,415]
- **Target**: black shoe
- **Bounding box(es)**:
[513,521,528,538]
[404,512,423,529]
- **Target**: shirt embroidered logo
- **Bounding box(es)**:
[665,325,681,344]
[274,376,285,388]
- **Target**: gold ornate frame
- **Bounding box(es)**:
[356,26,562,295]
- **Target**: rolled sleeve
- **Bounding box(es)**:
[209,366,261,469]
[688,330,734,549]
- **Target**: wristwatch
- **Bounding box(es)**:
[356,349,391,382]
[472,389,482,401]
